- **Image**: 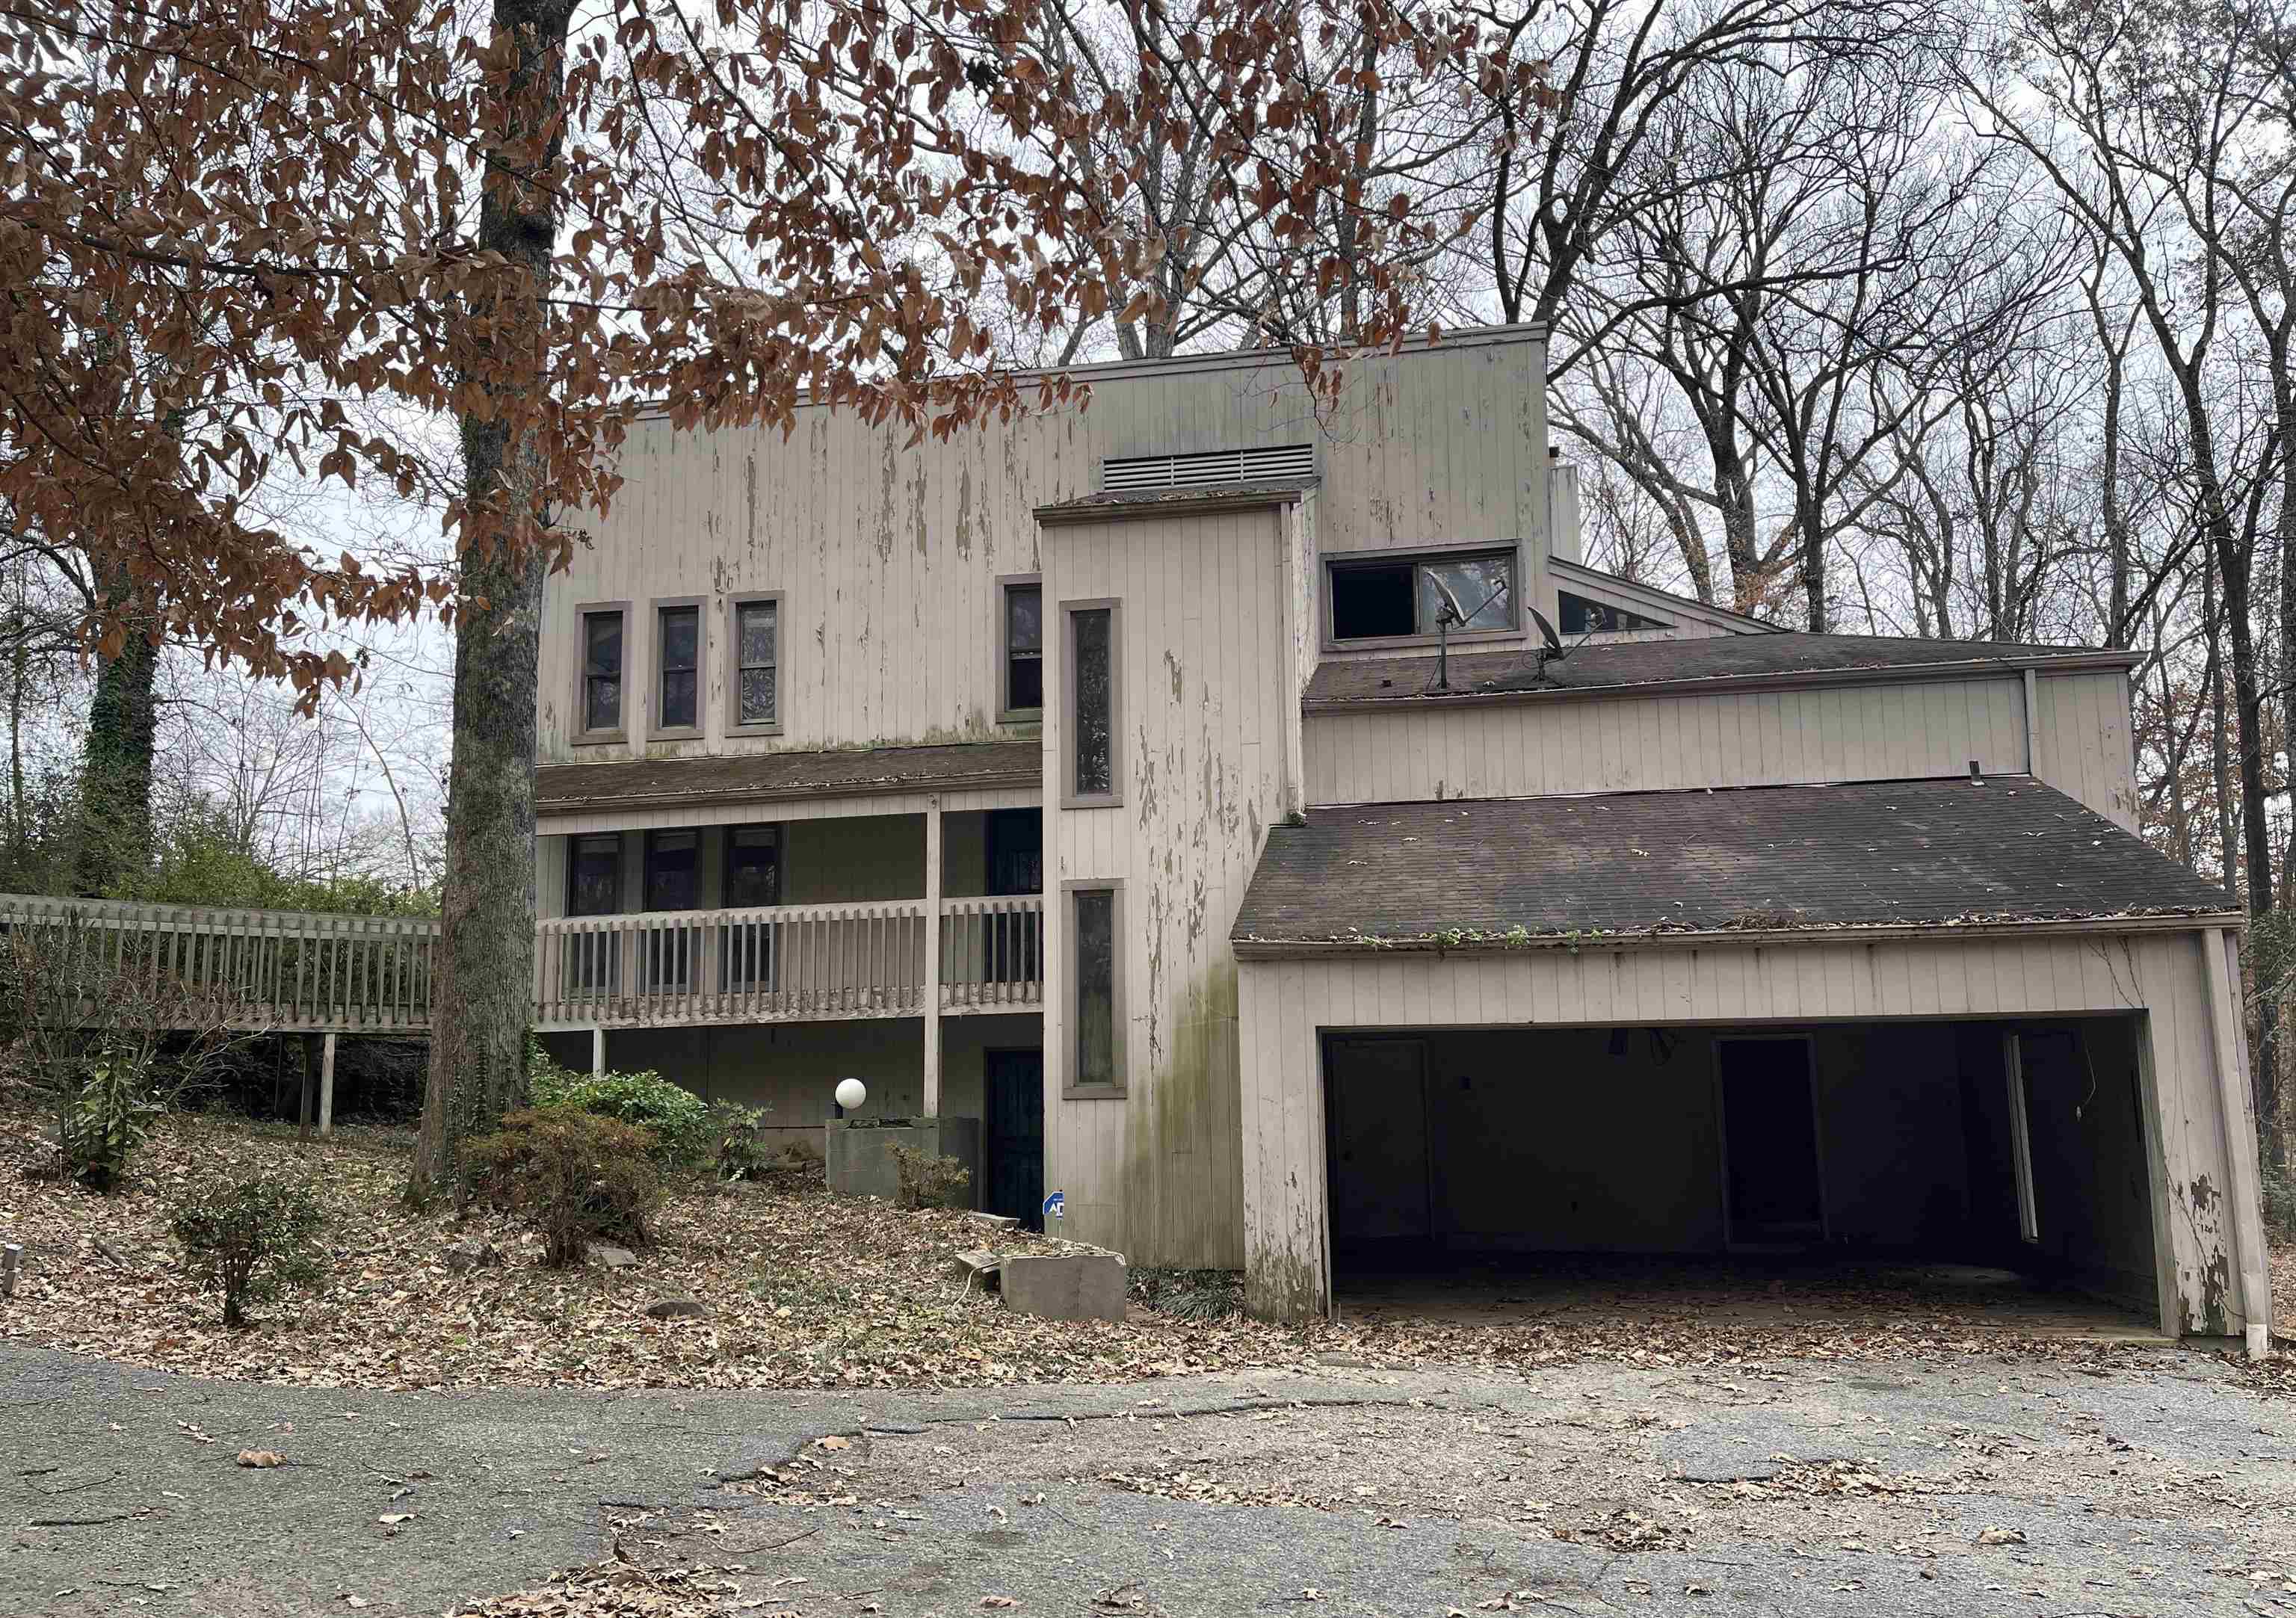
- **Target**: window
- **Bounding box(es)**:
[655,602,700,731]
[1559,590,1669,635]
[1327,549,1515,643]
[642,830,700,992]
[728,595,780,732]
[1067,883,1121,1092]
[564,833,622,992]
[1001,578,1043,716]
[720,825,780,992]
[1064,600,1120,806]
[578,606,626,735]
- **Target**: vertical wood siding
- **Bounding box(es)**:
[2031,670,2140,830]
[540,336,1550,765]
[1041,507,1295,1265]
[1235,930,2247,1336]
[1303,677,2028,805]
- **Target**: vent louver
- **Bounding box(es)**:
[1100,443,1315,493]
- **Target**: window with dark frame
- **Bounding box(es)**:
[735,599,778,727]
[1558,590,1670,634]
[720,825,780,991]
[1329,550,1514,642]
[565,833,622,992]
[581,609,625,732]
[1069,605,1114,799]
[643,829,700,992]
[1004,583,1043,713]
[657,604,699,729]
[1071,886,1117,1087]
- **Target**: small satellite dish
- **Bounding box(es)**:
[834,1078,866,1111]
[1528,605,1566,657]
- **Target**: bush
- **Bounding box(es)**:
[709,1101,775,1182]
[169,1171,324,1328]
[888,1144,970,1210]
[2265,1158,2296,1241]
[527,1044,712,1170]
[463,1108,662,1266]
[60,1050,164,1194]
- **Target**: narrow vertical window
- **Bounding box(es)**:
[657,603,699,730]
[734,597,779,728]
[581,609,623,733]
[1004,582,1042,714]
[723,825,780,907]
[567,835,622,916]
[1071,886,1117,1088]
[1067,602,1117,803]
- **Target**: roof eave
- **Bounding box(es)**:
[1231,910,2246,960]
[534,767,1043,818]
[1303,649,2141,713]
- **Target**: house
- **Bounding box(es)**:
[530,324,2271,1350]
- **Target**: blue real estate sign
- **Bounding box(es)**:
[1043,1191,1065,1221]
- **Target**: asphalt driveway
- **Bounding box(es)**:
[5,1341,2293,1617]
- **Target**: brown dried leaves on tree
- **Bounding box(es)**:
[2,0,1554,686]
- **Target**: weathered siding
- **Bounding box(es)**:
[1041,506,1295,1265]
[1236,929,2250,1338]
[540,332,1552,765]
[2032,669,2139,830]
[1303,677,2027,805]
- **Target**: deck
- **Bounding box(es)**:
[0,892,1043,1034]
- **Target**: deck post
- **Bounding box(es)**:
[297,1034,317,1141]
[318,1031,338,1137]
[923,795,943,1117]
[591,1023,606,1076]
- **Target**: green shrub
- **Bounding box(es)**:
[709,1100,775,1182]
[888,1144,970,1211]
[169,1171,324,1328]
[526,1043,711,1170]
[60,1050,164,1194]
[463,1108,661,1266]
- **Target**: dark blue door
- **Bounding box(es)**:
[984,1049,1044,1229]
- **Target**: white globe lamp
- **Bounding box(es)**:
[834,1078,867,1113]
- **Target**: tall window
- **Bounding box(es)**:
[720,825,780,991]
[1070,885,1119,1090]
[643,830,700,992]
[1065,601,1118,804]
[732,596,780,729]
[657,603,700,730]
[1328,549,1514,643]
[581,608,624,733]
[565,833,622,992]
[1002,581,1042,714]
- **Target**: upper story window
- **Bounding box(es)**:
[1102,443,1315,492]
[1558,590,1670,634]
[1327,547,1515,645]
[728,594,781,733]
[656,601,701,731]
[578,606,626,736]
[1064,599,1120,806]
[1002,578,1042,717]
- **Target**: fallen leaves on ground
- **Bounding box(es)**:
[234,1448,283,1468]
[0,1108,2180,1393]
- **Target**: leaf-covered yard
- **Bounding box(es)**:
[0,1108,2241,1395]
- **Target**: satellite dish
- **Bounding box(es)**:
[1528,605,1566,658]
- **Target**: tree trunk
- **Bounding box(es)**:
[74,610,158,897]
[409,0,573,1196]
[2206,550,2238,904]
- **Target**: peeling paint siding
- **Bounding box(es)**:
[1304,677,2026,804]
[1235,930,2249,1334]
[1043,509,1292,1267]
[538,337,1550,768]
[2031,670,2140,831]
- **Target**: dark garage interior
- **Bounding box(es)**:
[1322,1016,2165,1334]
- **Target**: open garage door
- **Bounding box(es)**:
[1321,1015,2167,1333]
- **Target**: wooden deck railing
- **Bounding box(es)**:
[0,893,438,1032]
[1,889,1048,1036]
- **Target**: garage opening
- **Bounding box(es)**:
[1322,1016,2167,1336]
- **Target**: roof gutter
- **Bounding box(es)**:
[1231,910,2247,960]
[1303,651,2141,714]
[534,766,1042,818]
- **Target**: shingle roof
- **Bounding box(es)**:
[1304,632,2129,706]
[535,741,1038,814]
[1231,779,2233,949]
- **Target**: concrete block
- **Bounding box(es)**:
[824,1117,982,1208]
[1000,1253,1126,1323]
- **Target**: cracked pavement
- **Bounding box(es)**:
[5,1340,2295,1616]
